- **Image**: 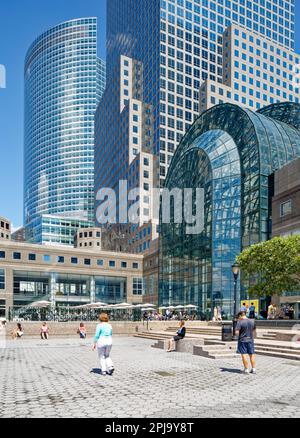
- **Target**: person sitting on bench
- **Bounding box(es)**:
[167,321,186,352]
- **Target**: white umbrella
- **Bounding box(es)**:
[116,302,132,308]
[175,305,184,309]
[185,305,198,309]
[142,303,156,308]
[113,305,136,310]
[28,301,51,309]
[85,303,107,309]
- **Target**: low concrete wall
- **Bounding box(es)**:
[209,320,300,329]
[4,320,209,339]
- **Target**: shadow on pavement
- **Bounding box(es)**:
[90,368,102,375]
[220,368,242,374]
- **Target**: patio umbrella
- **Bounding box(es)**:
[185,305,198,309]
[142,303,156,308]
[175,305,184,309]
[85,303,107,309]
[113,304,136,310]
[28,301,51,309]
[116,302,132,307]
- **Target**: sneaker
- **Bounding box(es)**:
[108,368,115,376]
[101,371,107,376]
[251,369,257,374]
[243,369,250,375]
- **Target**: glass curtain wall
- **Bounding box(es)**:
[159,103,300,319]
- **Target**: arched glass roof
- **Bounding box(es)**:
[160,103,300,318]
[167,103,300,187]
[258,102,300,131]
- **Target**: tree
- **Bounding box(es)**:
[236,235,300,297]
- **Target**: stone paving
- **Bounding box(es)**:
[0,337,300,418]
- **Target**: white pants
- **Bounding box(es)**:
[97,342,114,373]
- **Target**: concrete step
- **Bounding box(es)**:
[211,353,240,359]
[258,334,278,341]
[256,349,300,361]
[134,333,169,340]
[255,345,300,355]
[165,327,220,334]
[193,345,238,360]
[202,345,235,353]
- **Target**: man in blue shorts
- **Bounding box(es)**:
[235,311,257,375]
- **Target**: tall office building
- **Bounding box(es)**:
[95,0,297,255]
[24,18,106,246]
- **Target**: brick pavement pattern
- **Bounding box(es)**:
[0,337,300,418]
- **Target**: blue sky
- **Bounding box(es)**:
[0,0,299,229]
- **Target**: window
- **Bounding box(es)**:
[109,261,116,268]
[133,278,143,295]
[121,262,127,268]
[71,257,78,264]
[28,254,36,261]
[97,259,104,267]
[0,251,5,259]
[133,263,139,269]
[57,256,65,264]
[84,259,91,266]
[280,200,292,217]
[13,252,21,260]
[0,269,4,290]
[43,255,51,263]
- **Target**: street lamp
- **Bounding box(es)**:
[232,262,240,339]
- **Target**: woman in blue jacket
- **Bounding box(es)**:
[93,313,115,376]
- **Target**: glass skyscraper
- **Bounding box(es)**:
[95,1,297,257]
[24,18,106,246]
[96,0,296,189]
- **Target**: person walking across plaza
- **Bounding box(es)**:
[167,320,186,352]
[235,311,257,375]
[77,323,87,339]
[93,313,115,376]
[40,322,49,340]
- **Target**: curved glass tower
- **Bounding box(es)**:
[24,18,106,245]
[159,103,300,319]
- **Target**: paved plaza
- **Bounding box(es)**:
[0,337,300,418]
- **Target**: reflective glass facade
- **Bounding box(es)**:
[24,18,106,244]
[25,215,94,247]
[159,103,300,319]
[96,0,296,235]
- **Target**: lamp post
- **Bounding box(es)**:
[232,262,240,340]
